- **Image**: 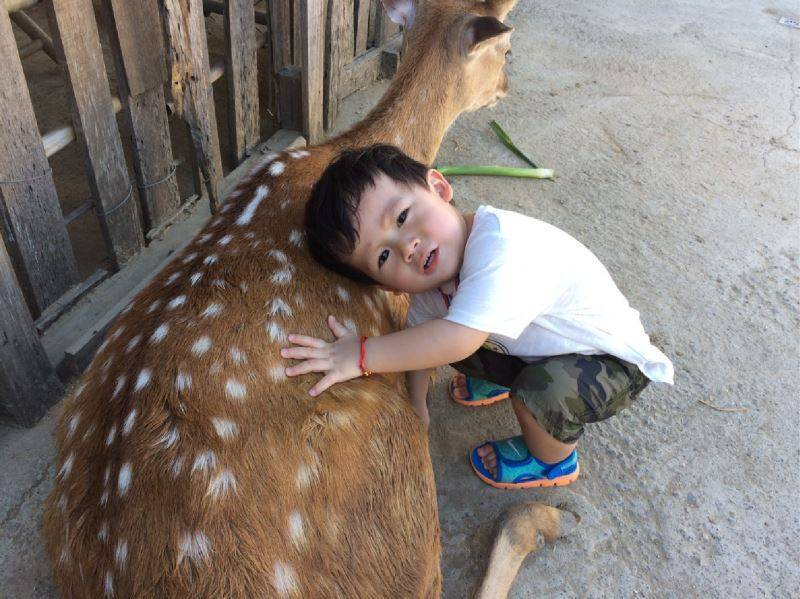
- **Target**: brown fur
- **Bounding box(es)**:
[41,2,546,597]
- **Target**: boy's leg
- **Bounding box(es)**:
[475,354,649,478]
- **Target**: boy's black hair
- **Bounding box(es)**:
[305,144,430,285]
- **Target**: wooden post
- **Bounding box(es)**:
[355,0,370,56]
[269,0,292,71]
[299,0,324,144]
[9,10,59,62]
[324,0,354,130]
[162,0,224,211]
[102,0,182,235]
[0,5,78,317]
[0,232,63,427]
[277,66,302,131]
[46,0,145,269]
[224,0,260,165]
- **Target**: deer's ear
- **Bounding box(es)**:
[483,0,518,21]
[380,0,416,29]
[460,16,513,57]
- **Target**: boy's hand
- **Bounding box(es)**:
[282,315,362,396]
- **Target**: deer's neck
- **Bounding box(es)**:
[328,61,458,166]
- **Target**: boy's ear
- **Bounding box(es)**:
[427,169,453,203]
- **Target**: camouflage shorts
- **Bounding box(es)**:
[449,349,650,443]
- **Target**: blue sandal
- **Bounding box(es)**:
[470,436,580,489]
[449,375,509,406]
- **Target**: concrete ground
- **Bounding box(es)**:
[2,0,798,596]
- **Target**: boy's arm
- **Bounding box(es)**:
[283,315,488,396]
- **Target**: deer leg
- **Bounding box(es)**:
[475,502,580,599]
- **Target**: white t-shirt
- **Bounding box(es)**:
[406,206,674,384]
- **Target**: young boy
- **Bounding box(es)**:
[282,144,673,489]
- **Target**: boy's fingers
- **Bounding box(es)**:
[285,359,330,377]
[327,315,350,338]
[309,373,337,396]
[281,347,325,360]
[287,334,326,348]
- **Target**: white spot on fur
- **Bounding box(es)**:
[134,369,152,391]
[268,366,287,381]
[295,460,319,489]
[104,571,113,597]
[58,453,74,480]
[192,336,212,356]
[113,375,126,398]
[336,286,350,302]
[266,321,286,343]
[182,252,198,264]
[67,413,81,439]
[289,149,309,159]
[125,334,142,353]
[270,298,292,318]
[165,271,181,285]
[212,278,227,289]
[151,323,169,343]
[210,360,223,374]
[211,217,224,226]
[225,379,247,401]
[192,451,217,475]
[236,185,269,226]
[203,254,219,265]
[190,271,204,286]
[75,382,87,397]
[178,530,212,566]
[271,269,293,285]
[229,347,246,364]
[294,294,305,308]
[115,539,128,571]
[147,300,161,314]
[343,319,357,333]
[81,423,95,442]
[217,234,233,246]
[273,561,298,596]
[167,295,186,310]
[171,456,184,478]
[268,249,288,263]
[207,469,238,499]
[103,464,111,485]
[100,490,109,505]
[105,425,117,447]
[118,463,132,496]
[122,409,137,436]
[394,134,403,146]
[156,427,180,448]
[98,521,109,543]
[288,511,305,548]
[280,199,289,210]
[176,372,192,391]
[289,230,303,247]
[197,232,213,244]
[211,417,238,440]
[201,302,223,318]
[58,494,68,511]
[110,326,125,341]
[239,281,249,293]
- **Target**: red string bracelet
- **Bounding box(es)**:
[359,336,372,377]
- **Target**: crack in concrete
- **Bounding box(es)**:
[0,464,51,530]
[762,41,799,169]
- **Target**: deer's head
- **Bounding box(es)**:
[384,0,518,113]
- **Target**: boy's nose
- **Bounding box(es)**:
[404,238,420,263]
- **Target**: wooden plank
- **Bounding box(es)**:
[107,0,166,96]
[34,268,108,334]
[224,0,260,165]
[162,0,224,211]
[278,66,302,131]
[355,0,370,56]
[299,0,325,144]
[339,35,401,98]
[9,10,58,62]
[0,235,63,427]
[367,0,379,48]
[292,0,301,66]
[324,0,354,130]
[102,0,181,234]
[47,0,145,270]
[0,5,79,317]
[269,0,291,70]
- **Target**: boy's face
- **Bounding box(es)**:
[345,169,468,293]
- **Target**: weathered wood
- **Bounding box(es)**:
[324,0,354,130]
[0,5,78,317]
[355,0,370,56]
[339,34,401,98]
[34,268,108,334]
[224,0,260,165]
[162,0,224,211]
[103,0,181,234]
[300,0,325,144]
[18,38,42,58]
[278,66,302,131]
[292,0,302,65]
[367,0,379,48]
[0,236,62,427]
[47,0,145,270]
[269,0,291,70]
[9,10,58,62]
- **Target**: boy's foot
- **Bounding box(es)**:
[449,374,509,407]
[470,436,579,489]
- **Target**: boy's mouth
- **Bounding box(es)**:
[423,248,438,273]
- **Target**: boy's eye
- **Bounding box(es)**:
[378,249,389,269]
[397,208,408,227]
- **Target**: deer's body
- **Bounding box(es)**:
[43,2,577,596]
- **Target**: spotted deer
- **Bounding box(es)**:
[42,0,578,596]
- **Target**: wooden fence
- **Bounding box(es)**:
[0,0,402,426]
